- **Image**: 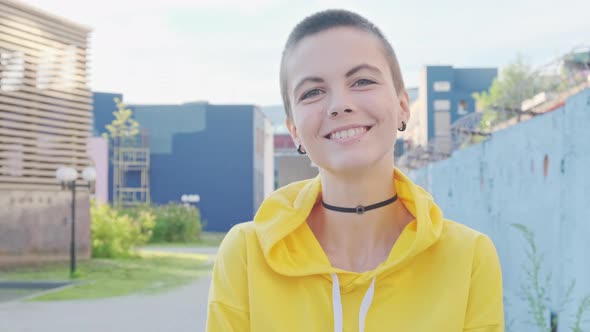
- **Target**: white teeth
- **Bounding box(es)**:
[329,126,367,140]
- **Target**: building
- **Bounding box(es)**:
[400,66,497,154]
[273,132,319,188]
[260,105,318,188]
[406,87,418,104]
[0,0,93,265]
[93,93,274,232]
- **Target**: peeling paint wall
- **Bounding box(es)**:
[410,88,590,330]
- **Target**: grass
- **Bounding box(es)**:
[147,231,226,247]
[0,251,213,301]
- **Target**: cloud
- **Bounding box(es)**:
[25,0,287,22]
[20,0,590,106]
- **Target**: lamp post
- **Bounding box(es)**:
[56,166,96,278]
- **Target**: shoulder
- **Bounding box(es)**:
[446,223,505,328]
[215,221,259,265]
[443,220,495,246]
[209,222,256,310]
[225,221,257,238]
[441,220,500,265]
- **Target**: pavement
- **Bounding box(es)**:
[0,289,37,303]
[0,247,217,332]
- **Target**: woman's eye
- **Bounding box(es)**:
[353,79,376,87]
[300,89,322,101]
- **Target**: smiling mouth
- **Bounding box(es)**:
[325,126,372,140]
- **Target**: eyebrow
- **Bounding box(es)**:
[293,76,324,97]
[345,64,382,78]
[292,63,382,96]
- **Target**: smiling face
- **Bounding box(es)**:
[284,26,409,174]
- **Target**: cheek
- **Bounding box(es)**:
[355,91,397,121]
[293,104,325,140]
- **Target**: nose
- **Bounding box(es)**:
[326,90,354,118]
[329,109,353,117]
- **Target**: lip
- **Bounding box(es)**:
[323,124,373,141]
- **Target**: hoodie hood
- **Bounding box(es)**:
[253,168,444,292]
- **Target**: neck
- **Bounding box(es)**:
[320,158,397,211]
[307,158,413,271]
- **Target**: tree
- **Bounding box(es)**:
[102,97,140,146]
[473,57,540,111]
[473,57,544,131]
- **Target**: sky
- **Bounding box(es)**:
[22,0,590,106]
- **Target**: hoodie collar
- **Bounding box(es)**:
[254,168,444,291]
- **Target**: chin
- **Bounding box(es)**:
[322,152,385,175]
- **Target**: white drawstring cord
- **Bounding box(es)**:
[331,274,377,332]
[358,276,376,332]
[331,273,343,332]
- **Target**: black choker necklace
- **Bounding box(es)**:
[321,194,398,215]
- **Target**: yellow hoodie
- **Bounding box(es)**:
[207,169,504,331]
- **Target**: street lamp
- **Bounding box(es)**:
[56,166,96,278]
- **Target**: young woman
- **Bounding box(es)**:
[207,9,504,332]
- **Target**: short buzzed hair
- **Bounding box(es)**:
[279,9,406,120]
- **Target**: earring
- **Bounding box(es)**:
[398,121,407,132]
[297,145,306,155]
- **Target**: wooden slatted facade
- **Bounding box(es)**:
[0,0,92,191]
[0,0,93,266]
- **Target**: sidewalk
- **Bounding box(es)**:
[0,247,217,332]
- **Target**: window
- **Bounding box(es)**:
[433,81,451,92]
[36,45,79,90]
[1,145,24,176]
[36,48,57,89]
[60,45,78,90]
[458,100,468,115]
[0,49,25,92]
[433,99,450,111]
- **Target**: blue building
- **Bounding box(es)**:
[92,92,274,232]
[401,66,497,152]
[426,66,497,140]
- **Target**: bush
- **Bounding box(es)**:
[512,223,590,332]
[149,203,202,243]
[118,203,157,240]
[90,201,155,258]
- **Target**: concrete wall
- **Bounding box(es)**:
[409,88,590,331]
[0,191,91,266]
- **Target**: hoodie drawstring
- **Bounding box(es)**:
[331,273,343,332]
[331,273,377,332]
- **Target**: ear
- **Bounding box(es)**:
[286,117,300,147]
[398,89,411,124]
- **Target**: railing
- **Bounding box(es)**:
[398,46,590,171]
